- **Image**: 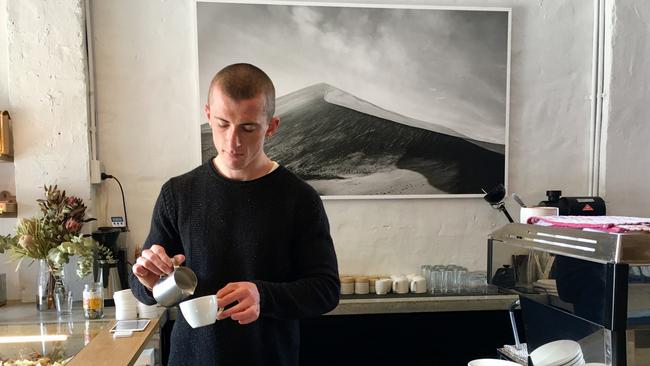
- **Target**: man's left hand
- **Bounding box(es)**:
[216,282,260,325]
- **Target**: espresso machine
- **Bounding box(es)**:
[488,223,650,365]
[92,227,128,306]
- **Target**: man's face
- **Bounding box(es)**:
[205,87,279,178]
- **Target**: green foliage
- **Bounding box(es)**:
[0,234,15,254]
[96,243,114,262]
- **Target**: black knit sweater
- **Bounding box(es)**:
[129,161,340,366]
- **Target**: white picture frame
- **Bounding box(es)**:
[196,1,511,199]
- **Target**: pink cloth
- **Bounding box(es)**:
[528,215,650,233]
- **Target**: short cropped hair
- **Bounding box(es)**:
[207,63,276,120]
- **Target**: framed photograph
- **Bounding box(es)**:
[196,1,511,199]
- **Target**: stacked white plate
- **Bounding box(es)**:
[530,340,585,366]
[468,359,521,366]
[113,289,138,320]
[533,279,558,296]
[137,301,163,319]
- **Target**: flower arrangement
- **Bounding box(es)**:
[0,185,99,278]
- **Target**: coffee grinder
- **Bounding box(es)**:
[95,172,131,306]
[92,226,128,306]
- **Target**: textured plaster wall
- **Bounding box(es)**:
[600,1,650,217]
[91,0,595,278]
[1,0,91,300]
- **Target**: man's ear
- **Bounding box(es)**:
[204,104,211,123]
[266,117,280,137]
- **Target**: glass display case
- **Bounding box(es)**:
[0,301,166,366]
[0,319,111,365]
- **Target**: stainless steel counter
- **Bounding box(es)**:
[328,293,518,315]
[167,293,519,319]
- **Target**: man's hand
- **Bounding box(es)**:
[132,244,186,290]
[216,282,260,325]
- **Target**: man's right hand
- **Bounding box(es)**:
[132,244,186,290]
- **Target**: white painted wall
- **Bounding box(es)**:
[1,0,92,301]
[600,0,650,217]
[91,0,595,277]
[6,0,649,301]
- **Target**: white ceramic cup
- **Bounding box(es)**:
[375,278,392,295]
[410,275,427,293]
[179,294,218,328]
[520,206,559,224]
[392,276,409,294]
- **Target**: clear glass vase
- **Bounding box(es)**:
[36,259,65,311]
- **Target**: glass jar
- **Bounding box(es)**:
[83,282,104,319]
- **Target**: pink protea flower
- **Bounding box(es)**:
[66,196,82,207]
[64,218,83,233]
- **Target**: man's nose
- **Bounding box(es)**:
[226,127,241,148]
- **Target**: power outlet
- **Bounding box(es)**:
[90,159,104,184]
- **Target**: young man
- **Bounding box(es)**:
[130,63,340,365]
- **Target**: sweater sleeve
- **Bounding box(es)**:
[129,181,184,305]
[253,190,340,319]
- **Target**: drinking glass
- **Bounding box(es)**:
[468,271,488,294]
[429,270,442,295]
[55,289,73,316]
[421,265,432,292]
[453,269,468,293]
[442,270,454,294]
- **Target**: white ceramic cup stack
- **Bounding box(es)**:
[113,289,138,320]
[530,340,585,366]
[137,301,162,319]
[391,275,409,294]
[409,275,427,293]
[374,278,392,295]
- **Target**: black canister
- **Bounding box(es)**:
[492,265,516,288]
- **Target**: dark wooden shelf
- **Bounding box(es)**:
[0,211,17,218]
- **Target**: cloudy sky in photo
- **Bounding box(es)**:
[197,2,509,144]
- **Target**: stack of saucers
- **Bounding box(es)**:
[113,289,138,320]
[530,339,584,366]
[137,301,163,319]
[533,279,559,296]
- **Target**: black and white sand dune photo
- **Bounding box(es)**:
[197,2,510,197]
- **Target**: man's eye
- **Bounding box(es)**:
[217,123,228,128]
[242,125,256,132]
